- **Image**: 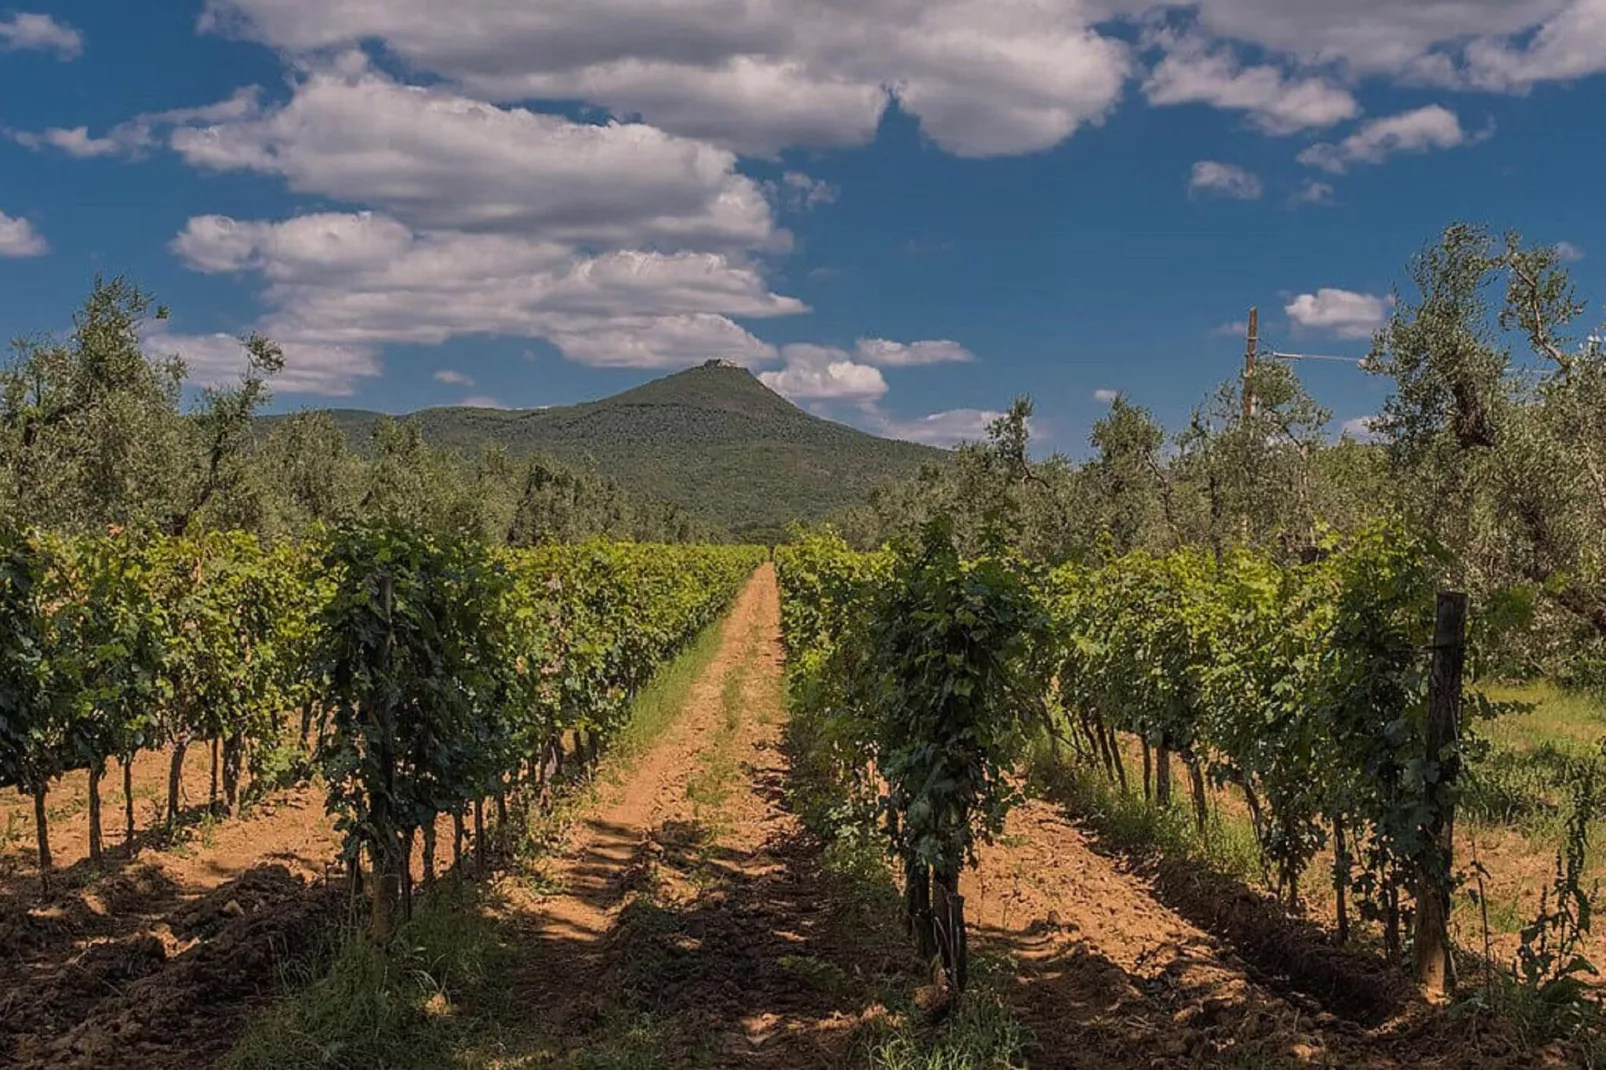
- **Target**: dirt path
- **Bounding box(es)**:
[490,562,902,1068]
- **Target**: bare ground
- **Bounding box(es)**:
[0,562,1584,1068]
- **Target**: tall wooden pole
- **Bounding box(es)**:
[1415,590,1468,999]
[1242,307,1259,421]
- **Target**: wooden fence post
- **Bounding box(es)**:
[1415,590,1467,998]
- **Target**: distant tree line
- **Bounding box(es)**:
[832,223,1606,686]
[0,277,718,547]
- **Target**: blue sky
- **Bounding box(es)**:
[2,1,1603,452]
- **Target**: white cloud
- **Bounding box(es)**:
[433,369,474,386]
[1340,415,1383,443]
[1298,105,1468,173]
[1213,319,1249,337]
[1189,160,1263,199]
[166,63,778,253]
[853,338,975,366]
[169,211,801,385]
[1143,33,1358,134]
[871,407,1005,447]
[144,330,380,396]
[1094,388,1120,404]
[199,0,1132,158]
[9,87,263,160]
[0,210,48,257]
[1285,288,1392,339]
[1291,179,1336,206]
[770,171,838,212]
[458,395,508,409]
[0,13,83,59]
[758,344,887,401]
[1557,241,1586,263]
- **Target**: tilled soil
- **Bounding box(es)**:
[0,562,1581,1068]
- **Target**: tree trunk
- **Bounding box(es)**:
[1334,817,1351,945]
[933,868,969,994]
[423,821,437,885]
[474,797,486,875]
[905,858,936,961]
[1186,755,1209,834]
[167,736,189,825]
[209,736,220,812]
[1415,591,1467,999]
[1155,745,1173,807]
[370,839,399,941]
[453,812,465,870]
[401,826,415,922]
[221,732,244,816]
[1384,881,1401,966]
[122,756,136,853]
[32,784,52,873]
[88,760,104,864]
[1141,739,1153,802]
[496,789,509,854]
[1106,725,1128,792]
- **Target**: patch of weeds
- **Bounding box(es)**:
[225,886,502,1070]
[779,953,855,998]
[860,956,1032,1070]
[1029,746,1263,887]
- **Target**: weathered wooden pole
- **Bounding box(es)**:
[1415,590,1467,998]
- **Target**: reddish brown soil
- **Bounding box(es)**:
[0,752,345,1068]
[0,563,1586,1068]
[486,563,906,1067]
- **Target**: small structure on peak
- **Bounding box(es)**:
[702,359,745,370]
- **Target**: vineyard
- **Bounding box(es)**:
[0,526,761,926]
[7,225,1606,1065]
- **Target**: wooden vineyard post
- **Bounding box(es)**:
[1415,590,1467,999]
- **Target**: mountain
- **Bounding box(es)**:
[285,361,949,538]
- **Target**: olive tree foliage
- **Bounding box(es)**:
[1174,361,1332,561]
[1367,224,1606,675]
[0,276,282,536]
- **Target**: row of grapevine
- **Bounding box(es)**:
[776,520,1481,992]
[776,525,1049,993]
[0,523,761,921]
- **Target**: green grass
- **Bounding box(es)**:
[225,885,499,1070]
[607,613,733,773]
[1027,741,1264,888]
[1464,683,1606,841]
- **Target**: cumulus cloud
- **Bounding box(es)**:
[1094,388,1120,404]
[1213,319,1250,337]
[168,211,801,388]
[8,87,263,160]
[1189,160,1263,199]
[1556,241,1586,263]
[199,0,1132,158]
[165,64,778,252]
[1298,105,1469,173]
[144,330,380,396]
[1340,415,1383,443]
[0,210,48,257]
[434,369,474,386]
[1291,179,1336,206]
[870,407,1006,447]
[458,395,509,409]
[853,338,974,366]
[1285,288,1392,339]
[758,344,887,402]
[0,13,82,59]
[769,171,838,212]
[1143,33,1358,133]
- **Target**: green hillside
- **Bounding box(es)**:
[280,361,949,537]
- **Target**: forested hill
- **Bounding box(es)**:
[275,361,948,539]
